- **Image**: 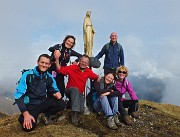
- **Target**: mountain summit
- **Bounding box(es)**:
[0,100,179,137]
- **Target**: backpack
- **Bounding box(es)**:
[16,69,31,85]
[17,69,48,85]
[89,57,101,68]
[105,42,121,56]
[14,69,34,105]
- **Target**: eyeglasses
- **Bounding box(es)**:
[80,60,88,65]
[118,70,127,74]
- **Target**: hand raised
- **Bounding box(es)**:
[54,50,61,59]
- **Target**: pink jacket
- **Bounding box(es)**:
[115,78,138,101]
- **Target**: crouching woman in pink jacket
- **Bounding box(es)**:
[115,66,139,125]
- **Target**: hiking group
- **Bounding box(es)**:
[14,32,139,132]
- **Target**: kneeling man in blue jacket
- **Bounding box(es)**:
[14,54,65,132]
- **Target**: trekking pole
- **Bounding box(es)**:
[84,79,90,115]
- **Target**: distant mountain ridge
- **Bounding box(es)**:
[0,97,19,115]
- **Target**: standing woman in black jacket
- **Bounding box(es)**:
[48,35,82,98]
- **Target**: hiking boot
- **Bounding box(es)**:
[107,116,118,130]
[114,114,123,127]
[57,116,66,121]
[97,111,103,116]
[123,116,133,125]
[37,113,43,124]
[130,112,139,119]
[71,111,79,126]
[38,113,53,125]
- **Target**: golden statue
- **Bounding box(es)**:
[83,11,95,57]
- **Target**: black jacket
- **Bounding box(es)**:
[93,77,122,97]
[49,43,82,66]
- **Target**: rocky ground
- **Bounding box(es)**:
[0,100,180,137]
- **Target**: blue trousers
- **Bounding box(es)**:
[93,95,118,117]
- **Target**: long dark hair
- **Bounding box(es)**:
[62,35,76,48]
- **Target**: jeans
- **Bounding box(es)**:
[93,95,118,117]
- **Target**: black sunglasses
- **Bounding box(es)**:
[118,70,127,74]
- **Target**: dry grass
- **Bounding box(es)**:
[0,100,180,137]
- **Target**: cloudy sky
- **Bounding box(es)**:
[0,0,180,105]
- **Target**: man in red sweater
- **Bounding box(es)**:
[54,51,100,126]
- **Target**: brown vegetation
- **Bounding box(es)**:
[0,100,179,137]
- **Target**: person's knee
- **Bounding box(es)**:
[69,87,81,99]
[100,95,108,102]
[70,87,79,93]
[65,87,79,96]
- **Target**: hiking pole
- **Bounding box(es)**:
[84,79,90,115]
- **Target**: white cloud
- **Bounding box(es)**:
[0,0,180,105]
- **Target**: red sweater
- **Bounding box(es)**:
[57,64,98,93]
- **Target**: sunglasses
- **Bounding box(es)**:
[118,70,127,74]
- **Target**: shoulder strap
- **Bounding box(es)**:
[105,43,110,54]
[105,43,110,50]
[105,43,110,49]
[26,70,49,86]
[105,43,121,54]
[26,69,34,85]
[117,43,121,51]
[125,80,128,91]
[117,43,121,55]
[44,73,49,86]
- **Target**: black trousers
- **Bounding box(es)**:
[48,63,65,98]
[18,97,65,132]
[118,98,138,117]
[55,73,65,98]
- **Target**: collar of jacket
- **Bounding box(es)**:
[33,66,48,77]
[109,41,118,45]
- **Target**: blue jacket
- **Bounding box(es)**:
[95,41,124,69]
[14,66,60,112]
